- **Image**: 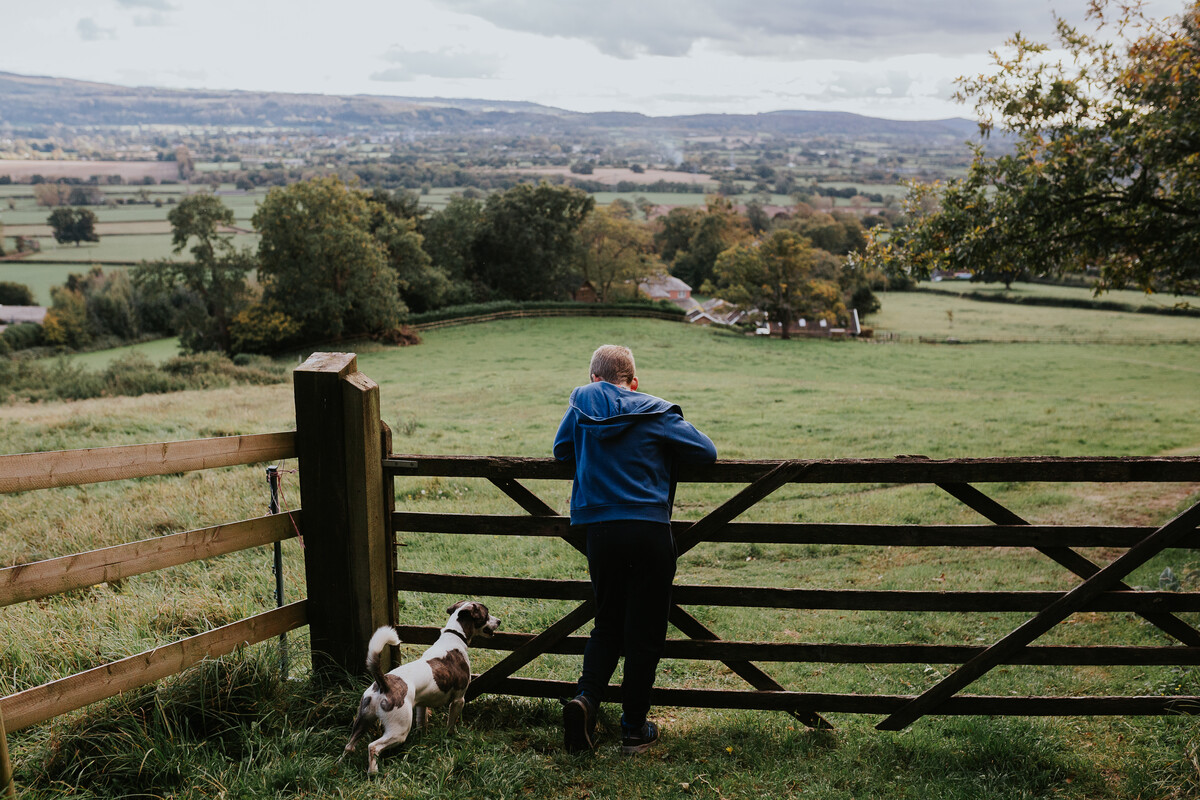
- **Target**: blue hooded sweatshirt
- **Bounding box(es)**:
[553,380,717,526]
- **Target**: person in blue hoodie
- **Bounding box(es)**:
[554,344,717,755]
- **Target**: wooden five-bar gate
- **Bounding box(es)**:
[3,351,1200,791]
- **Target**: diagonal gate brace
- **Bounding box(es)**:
[877,496,1200,730]
[938,481,1200,647]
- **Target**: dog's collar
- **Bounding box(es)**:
[441,628,470,645]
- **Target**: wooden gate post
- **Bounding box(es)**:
[293,352,391,684]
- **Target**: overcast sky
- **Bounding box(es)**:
[1,0,1185,121]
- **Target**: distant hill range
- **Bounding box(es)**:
[0,71,981,140]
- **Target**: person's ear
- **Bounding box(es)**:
[630,376,639,391]
[591,374,602,383]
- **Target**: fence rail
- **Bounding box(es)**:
[387,453,1200,729]
[0,430,302,753]
[410,307,684,331]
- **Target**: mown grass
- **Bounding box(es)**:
[3,307,1200,798]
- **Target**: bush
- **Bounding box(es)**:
[2,322,44,351]
[0,282,33,305]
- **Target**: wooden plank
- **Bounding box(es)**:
[487,478,586,555]
[674,461,811,556]
[0,431,296,494]
[391,625,1200,665]
[383,455,1200,484]
[878,497,1200,731]
[485,677,1200,716]
[668,605,831,729]
[0,601,307,732]
[0,704,12,798]
[391,512,1188,548]
[0,514,297,608]
[394,571,1200,613]
[465,601,595,701]
[940,481,1200,647]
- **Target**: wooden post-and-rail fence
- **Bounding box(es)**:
[3,351,1200,788]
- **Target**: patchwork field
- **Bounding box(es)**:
[3,306,1199,798]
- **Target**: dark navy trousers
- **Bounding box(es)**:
[577,520,676,727]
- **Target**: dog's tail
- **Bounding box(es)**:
[366,625,401,690]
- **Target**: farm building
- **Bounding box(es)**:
[638,274,695,309]
[0,304,46,333]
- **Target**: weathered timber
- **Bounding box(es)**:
[0,703,12,798]
[668,605,832,728]
[484,677,1200,716]
[940,480,1200,647]
[0,601,307,732]
[878,497,1200,730]
[674,461,812,555]
[0,431,296,494]
[393,571,1200,612]
[465,601,595,701]
[486,478,585,554]
[383,455,1200,484]
[0,514,296,608]
[391,512,1189,548]
[391,625,1200,665]
[293,353,391,684]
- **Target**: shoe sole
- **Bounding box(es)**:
[563,700,594,753]
[620,739,658,755]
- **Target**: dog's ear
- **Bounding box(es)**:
[470,602,489,625]
[446,600,468,614]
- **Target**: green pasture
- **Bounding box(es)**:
[18,232,259,264]
[870,287,1200,343]
[0,187,260,226]
[3,311,1200,798]
[921,279,1200,309]
[0,262,132,304]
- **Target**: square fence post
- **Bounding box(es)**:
[293,352,391,684]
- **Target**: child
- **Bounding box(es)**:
[553,344,717,754]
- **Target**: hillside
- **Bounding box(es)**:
[0,71,978,141]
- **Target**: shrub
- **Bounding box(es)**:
[0,281,34,305]
[1,322,44,351]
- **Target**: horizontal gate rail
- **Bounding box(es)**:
[485,677,1200,717]
[394,512,1193,548]
[391,625,1200,665]
[396,570,1200,612]
[384,454,1200,483]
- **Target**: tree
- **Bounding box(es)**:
[33,183,70,207]
[253,176,402,343]
[575,205,657,302]
[654,196,750,289]
[47,207,100,247]
[471,183,594,300]
[864,1,1200,297]
[419,194,484,298]
[365,189,460,313]
[41,286,91,349]
[133,193,252,353]
[704,230,846,339]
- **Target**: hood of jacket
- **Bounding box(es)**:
[568,381,678,441]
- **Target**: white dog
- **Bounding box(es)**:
[343,600,501,775]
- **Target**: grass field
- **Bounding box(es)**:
[3,304,1200,798]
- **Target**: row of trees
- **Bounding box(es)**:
[11,177,885,357]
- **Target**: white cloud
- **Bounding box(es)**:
[77,18,117,41]
[372,48,502,81]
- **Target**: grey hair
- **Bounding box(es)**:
[589,344,636,385]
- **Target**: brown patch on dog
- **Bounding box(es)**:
[429,649,470,693]
[379,674,408,713]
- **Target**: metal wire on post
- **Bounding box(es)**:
[267,465,288,680]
